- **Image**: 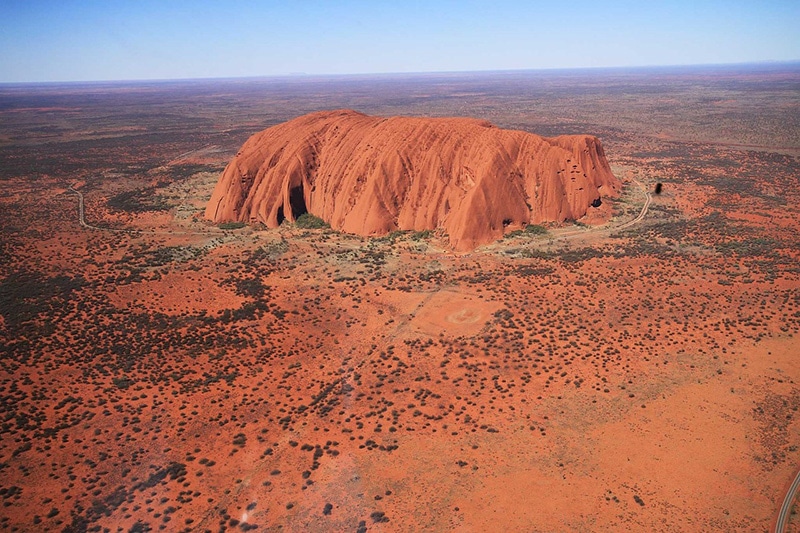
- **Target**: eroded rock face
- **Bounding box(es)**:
[205,110,620,250]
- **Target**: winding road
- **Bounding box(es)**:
[775,467,800,533]
[68,183,228,237]
[68,184,121,232]
[555,177,651,240]
[613,178,652,231]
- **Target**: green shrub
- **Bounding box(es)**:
[507,224,547,239]
[218,221,246,230]
[524,224,547,235]
[295,213,329,229]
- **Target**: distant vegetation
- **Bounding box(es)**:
[0,270,86,333]
[168,163,225,180]
[108,187,171,213]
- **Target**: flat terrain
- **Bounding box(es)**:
[1,64,799,532]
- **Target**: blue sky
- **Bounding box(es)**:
[1,0,798,82]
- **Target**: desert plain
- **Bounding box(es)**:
[0,64,799,532]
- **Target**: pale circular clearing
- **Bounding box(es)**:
[410,290,499,337]
[447,308,482,324]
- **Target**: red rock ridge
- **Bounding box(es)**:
[205,110,620,251]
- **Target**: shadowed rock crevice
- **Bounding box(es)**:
[289,185,307,220]
[206,110,620,250]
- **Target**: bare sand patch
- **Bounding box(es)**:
[410,290,499,337]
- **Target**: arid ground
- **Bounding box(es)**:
[1,64,799,532]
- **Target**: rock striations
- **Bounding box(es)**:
[206,110,620,251]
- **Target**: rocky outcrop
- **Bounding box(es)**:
[206,110,619,251]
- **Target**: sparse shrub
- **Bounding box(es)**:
[113,377,134,390]
[251,240,289,260]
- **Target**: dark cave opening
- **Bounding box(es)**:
[289,185,308,219]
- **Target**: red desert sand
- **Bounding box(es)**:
[2,68,798,532]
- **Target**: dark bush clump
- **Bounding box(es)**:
[295,213,329,229]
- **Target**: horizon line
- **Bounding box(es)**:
[1,59,799,87]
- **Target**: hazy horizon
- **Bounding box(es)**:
[1,0,798,83]
[1,60,798,87]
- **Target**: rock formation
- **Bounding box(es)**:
[205,110,620,251]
